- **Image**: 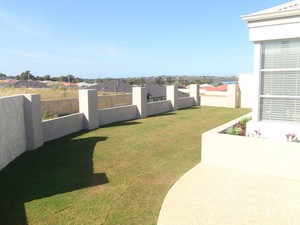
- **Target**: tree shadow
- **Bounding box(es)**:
[0,131,108,225]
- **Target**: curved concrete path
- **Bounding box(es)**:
[157,164,300,225]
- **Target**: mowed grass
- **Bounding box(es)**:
[0,106,250,225]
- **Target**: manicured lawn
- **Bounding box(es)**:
[0,106,250,225]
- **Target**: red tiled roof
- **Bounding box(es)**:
[200,84,227,92]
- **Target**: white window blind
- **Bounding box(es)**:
[260,39,300,123]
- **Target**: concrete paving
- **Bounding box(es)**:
[157,164,300,225]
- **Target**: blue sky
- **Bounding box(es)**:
[0,0,289,78]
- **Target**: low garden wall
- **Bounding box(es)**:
[0,95,27,170]
[201,113,300,180]
[1,85,200,171]
[178,97,194,109]
[99,105,137,126]
[147,101,171,116]
[41,94,132,117]
[200,84,239,108]
[43,113,84,142]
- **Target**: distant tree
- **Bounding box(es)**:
[75,77,83,83]
[165,76,174,85]
[152,76,164,85]
[59,76,68,82]
[35,76,44,81]
[44,75,51,80]
[0,73,7,79]
[18,70,34,80]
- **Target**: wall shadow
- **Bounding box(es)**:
[0,132,108,225]
[100,120,141,128]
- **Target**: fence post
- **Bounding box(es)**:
[79,89,99,130]
[132,87,147,118]
[166,85,178,110]
[190,84,200,106]
[24,94,44,150]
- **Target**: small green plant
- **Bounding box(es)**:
[226,117,251,136]
[226,126,242,135]
[240,117,250,126]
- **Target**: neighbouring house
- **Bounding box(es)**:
[89,80,189,102]
[0,80,49,88]
[243,0,300,140]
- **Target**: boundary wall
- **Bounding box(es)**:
[200,84,240,108]
[41,94,132,116]
[0,85,199,170]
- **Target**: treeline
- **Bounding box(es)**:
[0,71,237,86]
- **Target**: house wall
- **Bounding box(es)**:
[248,17,300,42]
[0,95,27,170]
[238,73,254,109]
[244,9,300,138]
[147,101,171,116]
[99,105,137,126]
[201,114,300,180]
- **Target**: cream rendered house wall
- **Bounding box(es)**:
[243,0,300,139]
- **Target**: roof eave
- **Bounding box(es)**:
[242,9,300,23]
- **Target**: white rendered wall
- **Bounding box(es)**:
[238,73,254,109]
[0,95,26,170]
[147,101,171,116]
[201,114,300,180]
[99,105,137,126]
[178,97,194,109]
[248,18,300,42]
[43,113,84,142]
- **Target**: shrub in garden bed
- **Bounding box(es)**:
[226,117,251,136]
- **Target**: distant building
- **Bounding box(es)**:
[89,80,189,101]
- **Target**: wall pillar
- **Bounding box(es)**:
[24,94,44,150]
[132,87,147,118]
[79,89,99,130]
[227,84,239,108]
[166,85,178,110]
[190,84,200,106]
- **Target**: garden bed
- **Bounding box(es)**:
[201,113,300,180]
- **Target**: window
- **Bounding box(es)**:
[260,39,300,123]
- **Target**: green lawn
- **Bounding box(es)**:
[0,106,250,225]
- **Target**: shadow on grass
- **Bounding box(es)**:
[147,111,177,118]
[100,120,142,128]
[0,131,108,225]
